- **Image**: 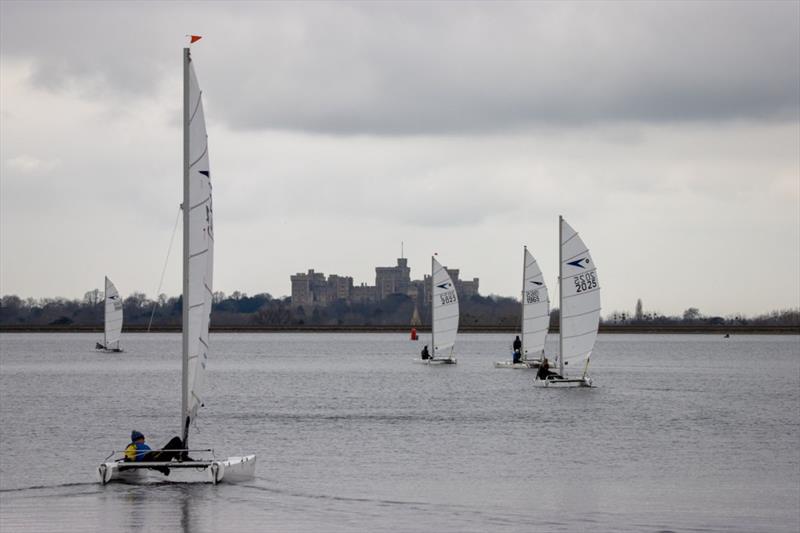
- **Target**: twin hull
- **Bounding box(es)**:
[98,455,256,485]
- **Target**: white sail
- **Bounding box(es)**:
[521,248,549,359]
[182,49,213,440]
[559,218,600,371]
[103,276,123,350]
[97,46,256,486]
[431,256,459,358]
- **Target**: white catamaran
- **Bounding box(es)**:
[495,246,550,369]
[419,256,459,364]
[536,216,600,387]
[98,47,256,484]
[95,276,123,352]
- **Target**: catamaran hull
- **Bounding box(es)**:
[414,357,457,365]
[98,455,256,485]
[534,377,593,388]
[494,360,540,369]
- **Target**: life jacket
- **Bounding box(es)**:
[124,443,138,462]
[124,442,149,462]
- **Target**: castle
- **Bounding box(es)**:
[290,258,479,307]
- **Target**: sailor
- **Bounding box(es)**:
[124,431,186,463]
[536,357,560,380]
[420,345,430,360]
[512,336,522,364]
[124,431,151,462]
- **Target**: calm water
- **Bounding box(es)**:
[0,333,798,532]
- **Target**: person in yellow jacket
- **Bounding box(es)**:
[125,431,151,461]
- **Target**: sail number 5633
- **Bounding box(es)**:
[573,272,597,293]
[439,290,457,305]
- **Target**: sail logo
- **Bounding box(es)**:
[436,282,451,290]
[109,295,118,300]
[529,281,543,286]
[567,257,590,269]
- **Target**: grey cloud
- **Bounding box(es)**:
[2,1,798,135]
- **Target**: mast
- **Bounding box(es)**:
[558,216,564,376]
[181,47,190,444]
[103,276,109,347]
[430,255,435,355]
[520,246,526,360]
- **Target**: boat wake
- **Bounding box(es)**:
[0,481,100,494]
[239,476,452,509]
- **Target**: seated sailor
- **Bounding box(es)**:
[536,357,561,380]
[125,431,186,462]
[420,345,430,360]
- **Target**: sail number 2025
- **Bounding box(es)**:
[573,272,597,293]
[439,290,457,305]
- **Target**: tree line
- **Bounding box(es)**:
[1,292,798,328]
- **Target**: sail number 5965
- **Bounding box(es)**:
[439,290,457,305]
[573,272,597,293]
[525,289,540,303]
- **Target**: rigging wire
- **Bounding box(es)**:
[147,206,182,332]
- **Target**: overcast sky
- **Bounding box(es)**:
[1,0,798,317]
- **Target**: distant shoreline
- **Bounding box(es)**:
[1,324,797,334]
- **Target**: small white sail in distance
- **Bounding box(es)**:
[104,276,123,350]
[432,256,459,358]
[558,217,601,373]
[521,247,549,359]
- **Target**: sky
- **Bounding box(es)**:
[1,0,798,317]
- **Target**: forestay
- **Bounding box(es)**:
[521,248,549,359]
[182,50,213,441]
[559,218,601,369]
[432,256,459,358]
[104,276,123,350]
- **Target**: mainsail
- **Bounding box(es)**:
[104,276,123,350]
[521,247,549,359]
[431,256,459,358]
[182,48,213,444]
[558,217,601,375]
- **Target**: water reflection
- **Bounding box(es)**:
[98,483,205,533]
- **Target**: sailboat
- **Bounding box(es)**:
[418,256,459,364]
[536,216,599,387]
[494,246,549,368]
[95,276,123,352]
[98,46,256,484]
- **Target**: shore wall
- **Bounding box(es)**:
[1,324,797,334]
